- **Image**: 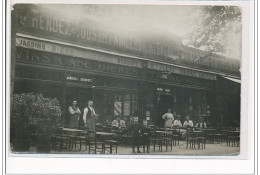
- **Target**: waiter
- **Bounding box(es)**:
[83,100,98,131]
[162,108,174,129]
[68,100,81,129]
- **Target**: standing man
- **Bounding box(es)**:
[68,100,81,129]
[83,100,98,131]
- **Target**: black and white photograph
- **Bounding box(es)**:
[9,3,242,156]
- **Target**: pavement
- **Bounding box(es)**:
[46,141,239,156]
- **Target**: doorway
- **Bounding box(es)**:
[156,94,174,127]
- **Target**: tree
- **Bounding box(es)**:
[185,6,241,56]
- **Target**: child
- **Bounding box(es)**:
[141,119,152,153]
[127,117,142,153]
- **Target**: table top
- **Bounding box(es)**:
[155,130,172,134]
[96,132,117,136]
[62,128,84,132]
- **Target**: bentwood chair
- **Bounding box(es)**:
[86,131,105,154]
[104,134,118,154]
[162,131,173,151]
[150,131,163,152]
[171,129,180,146]
[226,131,240,147]
[186,130,198,149]
[196,131,206,149]
[52,127,67,151]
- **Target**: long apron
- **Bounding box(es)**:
[86,117,95,131]
[68,115,79,129]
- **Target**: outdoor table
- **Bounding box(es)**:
[81,131,117,136]
[155,130,171,134]
[63,128,84,132]
[62,128,85,151]
[96,132,117,136]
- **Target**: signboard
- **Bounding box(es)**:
[16,37,142,68]
[16,47,141,78]
[148,62,217,80]
[148,70,215,89]
[14,4,240,75]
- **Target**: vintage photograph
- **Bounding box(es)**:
[10,4,241,155]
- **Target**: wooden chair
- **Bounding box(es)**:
[52,128,63,151]
[171,129,180,146]
[162,131,173,151]
[150,131,163,152]
[227,131,240,147]
[86,131,105,154]
[104,134,118,154]
[196,131,206,149]
[186,130,198,149]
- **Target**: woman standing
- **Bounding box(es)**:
[68,100,81,129]
[162,108,174,129]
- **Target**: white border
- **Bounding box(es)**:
[4,0,255,174]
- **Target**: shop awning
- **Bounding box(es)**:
[223,76,241,84]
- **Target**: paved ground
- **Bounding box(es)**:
[44,141,239,155]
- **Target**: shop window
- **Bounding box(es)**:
[38,70,51,80]
[123,94,131,116]
[131,94,138,115]
[15,67,24,78]
[23,69,37,79]
[51,71,64,81]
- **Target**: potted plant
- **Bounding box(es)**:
[11,93,62,153]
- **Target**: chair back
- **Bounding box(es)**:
[87,131,97,141]
[186,130,196,140]
[54,127,63,138]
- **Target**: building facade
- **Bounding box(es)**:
[11,4,241,127]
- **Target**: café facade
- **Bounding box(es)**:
[12,4,241,127]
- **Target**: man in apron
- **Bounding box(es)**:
[83,100,98,131]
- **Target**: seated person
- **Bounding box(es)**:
[125,117,142,153]
[183,116,193,128]
[111,116,126,129]
[140,119,153,153]
[173,115,182,127]
[195,117,207,128]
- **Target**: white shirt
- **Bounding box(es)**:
[111,120,126,128]
[173,120,182,127]
[195,122,207,128]
[83,106,96,123]
[162,113,174,121]
[183,120,194,127]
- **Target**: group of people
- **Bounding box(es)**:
[162,109,207,129]
[68,100,98,131]
[68,101,207,153]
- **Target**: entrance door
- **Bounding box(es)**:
[156,94,174,127]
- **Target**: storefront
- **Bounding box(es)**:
[12,4,241,127]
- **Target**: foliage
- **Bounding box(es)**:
[11,93,62,149]
[186,6,241,54]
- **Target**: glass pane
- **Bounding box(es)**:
[124,94,131,116]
